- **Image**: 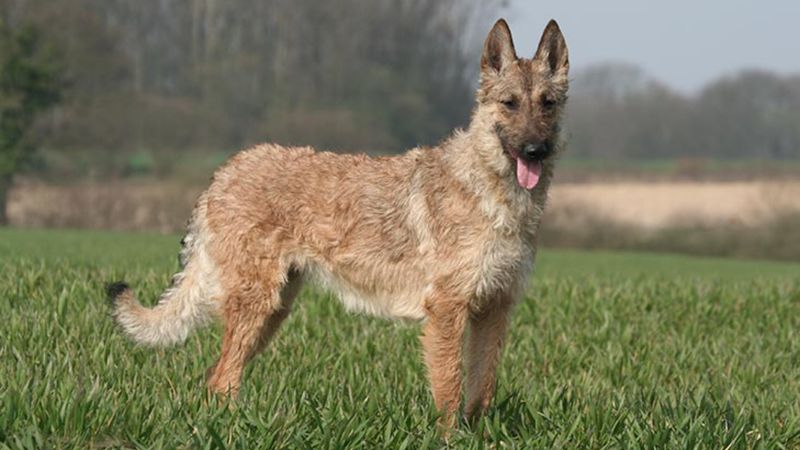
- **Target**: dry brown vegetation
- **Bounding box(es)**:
[7,178,800,260]
[543,181,800,261]
[551,181,800,229]
[7,179,199,233]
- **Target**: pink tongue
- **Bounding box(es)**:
[516,157,542,190]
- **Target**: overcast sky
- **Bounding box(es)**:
[503,1,800,93]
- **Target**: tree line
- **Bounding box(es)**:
[567,63,800,160]
[2,0,496,159]
[1,0,799,187]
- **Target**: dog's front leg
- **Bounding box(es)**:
[464,296,513,421]
[420,292,469,430]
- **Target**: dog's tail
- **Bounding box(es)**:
[108,203,220,347]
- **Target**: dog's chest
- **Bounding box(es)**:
[472,228,535,302]
[469,191,545,302]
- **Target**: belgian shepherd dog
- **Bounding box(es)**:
[109,19,569,428]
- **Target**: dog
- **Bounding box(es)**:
[108,18,569,428]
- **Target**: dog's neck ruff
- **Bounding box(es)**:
[437,124,553,236]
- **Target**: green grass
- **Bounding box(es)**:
[2,228,800,449]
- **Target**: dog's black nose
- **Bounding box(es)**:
[523,144,542,159]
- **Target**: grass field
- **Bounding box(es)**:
[1,228,800,449]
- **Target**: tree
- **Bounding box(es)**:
[0,22,61,225]
[695,71,800,159]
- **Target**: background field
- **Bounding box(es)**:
[2,228,799,449]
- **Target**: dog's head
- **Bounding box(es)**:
[476,19,569,190]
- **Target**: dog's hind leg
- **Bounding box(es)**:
[464,296,513,421]
[248,269,303,360]
[206,262,300,397]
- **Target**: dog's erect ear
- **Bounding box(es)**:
[533,19,569,75]
[481,19,517,74]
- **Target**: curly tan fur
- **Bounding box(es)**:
[110,18,569,429]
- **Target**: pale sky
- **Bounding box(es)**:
[504,1,800,93]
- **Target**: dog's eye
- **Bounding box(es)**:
[500,98,518,109]
[541,96,558,110]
